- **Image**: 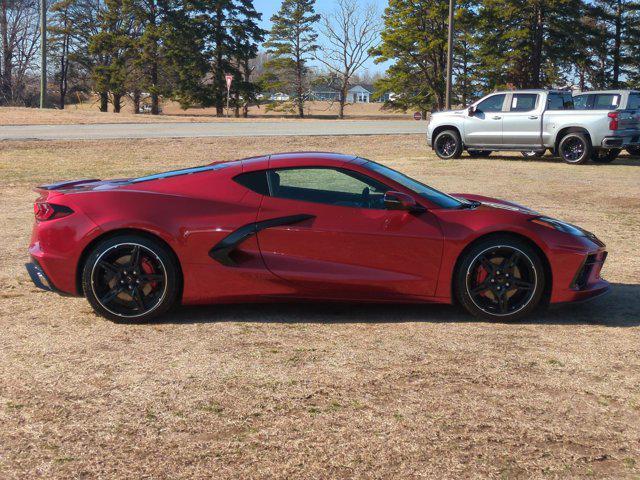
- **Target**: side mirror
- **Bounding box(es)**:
[468,105,476,116]
[384,191,425,212]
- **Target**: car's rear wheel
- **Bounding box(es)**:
[468,150,492,158]
[455,237,546,321]
[591,148,621,163]
[521,150,545,158]
[558,132,592,164]
[434,129,463,159]
[82,235,179,322]
[626,146,640,156]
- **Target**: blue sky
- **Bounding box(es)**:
[253,0,389,74]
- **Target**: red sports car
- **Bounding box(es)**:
[27,152,609,322]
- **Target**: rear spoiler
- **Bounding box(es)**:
[36,179,101,191]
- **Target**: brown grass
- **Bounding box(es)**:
[0,136,639,479]
[0,100,410,126]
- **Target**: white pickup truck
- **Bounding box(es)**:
[427,89,640,164]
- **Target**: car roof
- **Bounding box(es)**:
[240,152,358,171]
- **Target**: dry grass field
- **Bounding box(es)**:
[0,101,410,126]
[0,135,639,479]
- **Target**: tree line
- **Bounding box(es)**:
[1,0,639,116]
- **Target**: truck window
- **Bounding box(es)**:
[573,94,588,109]
[562,93,574,109]
[476,94,506,113]
[547,94,566,110]
[593,94,620,109]
[510,94,538,112]
[628,93,640,110]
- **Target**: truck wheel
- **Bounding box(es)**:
[434,130,463,159]
[468,150,492,158]
[521,150,545,158]
[591,149,620,163]
[558,133,592,164]
[627,146,640,156]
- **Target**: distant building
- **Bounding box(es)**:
[308,83,391,103]
[269,92,290,101]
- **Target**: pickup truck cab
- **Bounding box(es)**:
[572,90,640,159]
[427,89,640,164]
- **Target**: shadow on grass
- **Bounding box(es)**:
[470,153,640,166]
[158,282,640,328]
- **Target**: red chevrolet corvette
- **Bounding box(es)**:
[27,152,609,322]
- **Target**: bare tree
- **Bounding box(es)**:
[1,0,40,105]
[316,0,381,118]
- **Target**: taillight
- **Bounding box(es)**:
[608,112,619,130]
[34,202,74,221]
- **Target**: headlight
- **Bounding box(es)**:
[530,216,585,236]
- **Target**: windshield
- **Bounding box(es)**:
[361,160,463,209]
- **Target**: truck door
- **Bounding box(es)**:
[464,93,506,146]
[501,93,543,147]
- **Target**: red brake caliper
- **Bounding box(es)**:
[141,258,158,289]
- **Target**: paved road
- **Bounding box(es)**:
[0,120,427,141]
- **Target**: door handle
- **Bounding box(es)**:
[492,116,502,120]
[528,115,539,119]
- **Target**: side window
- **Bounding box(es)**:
[562,93,574,109]
[593,94,620,110]
[234,171,269,195]
[573,94,589,110]
[547,93,565,110]
[510,93,538,112]
[268,168,391,209]
[627,93,640,110]
[475,94,506,113]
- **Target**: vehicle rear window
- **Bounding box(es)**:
[573,94,588,109]
[593,94,620,109]
[628,93,640,110]
[510,94,538,112]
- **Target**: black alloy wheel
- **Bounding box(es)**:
[456,237,545,321]
[434,129,463,159]
[558,133,592,164]
[83,235,179,322]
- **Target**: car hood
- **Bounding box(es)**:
[451,193,539,215]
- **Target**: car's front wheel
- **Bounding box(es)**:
[455,236,546,321]
[82,234,180,322]
[434,129,463,159]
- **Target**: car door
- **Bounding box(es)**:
[253,166,444,300]
[501,93,543,147]
[464,93,506,146]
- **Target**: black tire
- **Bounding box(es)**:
[591,148,621,164]
[455,236,546,321]
[558,132,592,164]
[434,129,463,159]
[626,146,640,156]
[468,150,492,158]
[82,234,179,322]
[521,150,545,158]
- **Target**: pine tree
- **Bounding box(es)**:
[474,0,584,89]
[371,0,448,113]
[263,0,320,118]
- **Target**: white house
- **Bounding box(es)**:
[347,85,373,103]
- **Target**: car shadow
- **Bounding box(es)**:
[480,153,640,166]
[157,283,640,328]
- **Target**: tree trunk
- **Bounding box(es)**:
[296,61,304,118]
[133,90,141,114]
[1,0,12,104]
[234,90,240,118]
[112,93,122,113]
[339,81,348,119]
[151,92,159,115]
[99,92,108,112]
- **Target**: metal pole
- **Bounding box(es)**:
[39,0,47,108]
[226,86,230,118]
[445,0,455,110]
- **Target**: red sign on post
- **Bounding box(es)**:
[413,111,423,121]
[225,74,233,90]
